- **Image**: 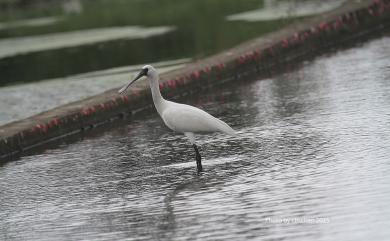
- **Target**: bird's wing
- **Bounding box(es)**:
[161,102,235,135]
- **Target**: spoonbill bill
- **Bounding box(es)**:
[119,65,235,172]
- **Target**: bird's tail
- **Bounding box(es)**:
[215,118,237,136]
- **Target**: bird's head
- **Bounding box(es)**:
[141,65,157,78]
[118,65,157,94]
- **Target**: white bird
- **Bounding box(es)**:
[119,65,235,172]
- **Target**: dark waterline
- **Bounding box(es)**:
[1,36,390,240]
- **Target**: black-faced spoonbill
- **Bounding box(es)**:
[118,65,236,172]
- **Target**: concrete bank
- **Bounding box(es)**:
[1,0,390,161]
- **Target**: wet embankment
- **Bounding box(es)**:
[1,0,390,161]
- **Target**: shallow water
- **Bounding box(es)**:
[1,36,390,240]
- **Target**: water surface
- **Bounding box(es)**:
[1,35,390,240]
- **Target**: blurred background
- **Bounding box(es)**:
[2,1,390,241]
[0,0,346,125]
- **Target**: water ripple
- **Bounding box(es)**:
[1,36,390,241]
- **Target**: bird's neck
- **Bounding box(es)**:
[149,74,166,115]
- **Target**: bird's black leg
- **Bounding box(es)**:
[193,144,202,172]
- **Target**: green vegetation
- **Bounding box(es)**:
[0,0,62,22]
[1,0,266,37]
[0,0,294,84]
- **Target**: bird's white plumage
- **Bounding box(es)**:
[119,65,235,145]
[161,101,235,134]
